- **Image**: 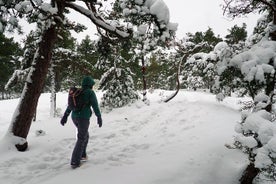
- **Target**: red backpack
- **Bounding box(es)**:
[68,87,86,111]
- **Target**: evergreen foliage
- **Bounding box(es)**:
[0,0,176,151]
[225,23,247,45]
[173,28,223,92]
[0,33,22,99]
[5,31,38,93]
[146,51,172,90]
[111,0,176,101]
[186,28,223,53]
[222,1,276,182]
[97,38,139,110]
[100,66,139,110]
[3,4,276,182]
[185,52,217,91]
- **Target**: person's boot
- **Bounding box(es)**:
[81,156,88,162]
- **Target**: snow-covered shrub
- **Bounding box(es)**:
[234,93,276,180]
[100,67,139,111]
[186,76,204,91]
[216,93,225,102]
[184,52,217,91]
[238,100,255,111]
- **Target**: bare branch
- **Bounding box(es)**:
[164,42,208,103]
[222,0,234,16]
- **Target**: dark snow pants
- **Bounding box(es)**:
[71,118,90,166]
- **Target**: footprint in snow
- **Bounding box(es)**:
[107,153,135,167]
[131,143,150,150]
[181,125,195,131]
[178,119,187,125]
[0,139,73,184]
[104,133,116,139]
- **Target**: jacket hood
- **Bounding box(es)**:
[82,76,95,88]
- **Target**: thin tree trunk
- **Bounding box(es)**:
[164,53,188,103]
[164,57,181,103]
[141,55,147,101]
[50,64,57,117]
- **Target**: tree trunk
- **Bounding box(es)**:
[164,57,181,103]
[141,55,147,101]
[141,66,147,100]
[9,0,66,151]
[50,92,57,118]
[239,163,260,184]
[10,25,58,151]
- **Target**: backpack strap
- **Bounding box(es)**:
[72,89,82,107]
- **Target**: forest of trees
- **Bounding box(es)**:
[0,24,247,99]
[2,0,276,183]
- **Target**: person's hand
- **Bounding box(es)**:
[60,115,68,126]
[97,116,102,128]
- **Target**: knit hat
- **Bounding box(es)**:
[82,76,95,88]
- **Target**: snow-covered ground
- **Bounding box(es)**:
[0,90,248,184]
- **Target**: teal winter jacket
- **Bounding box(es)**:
[65,76,101,119]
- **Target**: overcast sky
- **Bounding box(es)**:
[163,0,261,39]
[13,0,261,43]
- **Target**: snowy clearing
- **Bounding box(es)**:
[0,90,248,184]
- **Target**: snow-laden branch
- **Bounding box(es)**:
[65,2,130,39]
[5,68,30,90]
[258,0,276,12]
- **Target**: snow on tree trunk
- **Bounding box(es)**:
[8,25,58,151]
[49,64,56,118]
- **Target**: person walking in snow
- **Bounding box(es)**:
[60,76,102,169]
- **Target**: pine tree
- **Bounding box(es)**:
[98,38,139,111]
[225,23,247,45]
[100,66,139,111]
[146,51,171,89]
[77,36,102,80]
[215,24,249,96]
[5,30,39,93]
[184,52,217,91]
[186,28,223,53]
[247,12,271,46]
[222,1,276,182]
[171,29,222,93]
[0,33,22,99]
[110,0,177,101]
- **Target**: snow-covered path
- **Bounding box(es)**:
[0,91,248,184]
